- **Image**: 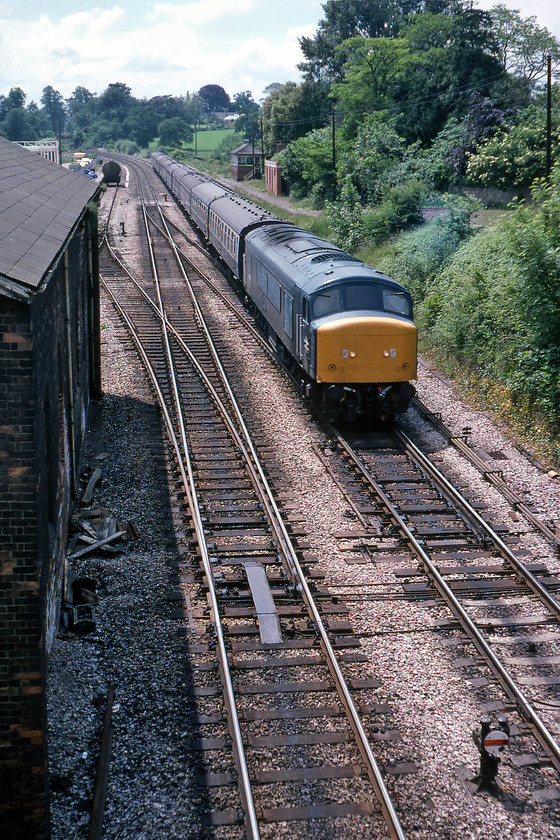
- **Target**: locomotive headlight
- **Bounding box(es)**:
[349,351,356,358]
[383,350,390,357]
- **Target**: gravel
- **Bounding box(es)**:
[47,170,560,840]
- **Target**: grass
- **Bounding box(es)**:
[421,349,560,470]
[185,127,237,153]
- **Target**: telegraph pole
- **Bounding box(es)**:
[546,54,552,182]
[331,105,337,199]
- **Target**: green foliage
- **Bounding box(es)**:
[325,177,365,249]
[420,166,560,421]
[210,131,247,161]
[198,84,230,111]
[489,4,560,83]
[326,178,425,249]
[158,117,193,147]
[331,35,413,118]
[276,128,335,205]
[466,98,560,188]
[376,193,481,302]
[339,114,408,201]
[261,80,331,153]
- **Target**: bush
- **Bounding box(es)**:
[325,178,365,249]
[276,129,335,205]
[212,131,246,162]
[326,179,425,250]
[421,167,560,422]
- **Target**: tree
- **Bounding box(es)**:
[149,94,189,121]
[98,82,134,122]
[276,127,335,204]
[331,36,413,119]
[230,90,260,138]
[158,117,193,148]
[489,4,560,85]
[124,102,160,146]
[262,80,331,152]
[339,114,408,201]
[299,0,395,81]
[2,107,31,140]
[298,0,467,82]
[6,87,26,109]
[41,85,66,133]
[68,86,94,106]
[443,92,511,180]
[262,83,283,99]
[396,7,504,140]
[198,84,230,111]
[465,95,560,189]
[66,87,96,146]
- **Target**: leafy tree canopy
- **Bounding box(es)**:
[198,84,230,111]
[465,92,560,188]
[489,4,560,84]
[41,85,66,132]
[158,116,193,147]
[262,80,331,152]
[98,82,135,124]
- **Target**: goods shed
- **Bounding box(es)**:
[0,136,101,839]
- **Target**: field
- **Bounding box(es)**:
[184,127,236,154]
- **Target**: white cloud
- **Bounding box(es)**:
[0,2,315,101]
[147,0,255,26]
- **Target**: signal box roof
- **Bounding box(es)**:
[0,136,100,301]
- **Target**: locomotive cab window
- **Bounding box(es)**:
[382,289,411,317]
[344,284,379,311]
[312,288,341,317]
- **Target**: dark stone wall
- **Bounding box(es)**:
[0,213,98,839]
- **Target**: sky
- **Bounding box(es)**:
[0,0,559,106]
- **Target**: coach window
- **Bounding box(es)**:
[312,287,341,317]
[382,289,411,317]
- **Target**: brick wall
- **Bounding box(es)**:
[0,215,97,839]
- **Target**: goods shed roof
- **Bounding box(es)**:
[0,136,99,301]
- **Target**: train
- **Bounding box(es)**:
[101,160,121,186]
[151,152,417,421]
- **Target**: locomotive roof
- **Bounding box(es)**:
[245,222,405,294]
[0,136,100,301]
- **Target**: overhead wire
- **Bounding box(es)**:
[263,67,511,129]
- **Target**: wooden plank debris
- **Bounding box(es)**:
[67,531,127,560]
[82,468,103,504]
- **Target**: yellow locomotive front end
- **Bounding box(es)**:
[316,315,417,384]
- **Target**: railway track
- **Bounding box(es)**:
[99,159,407,839]
[319,420,560,776]
[92,155,560,838]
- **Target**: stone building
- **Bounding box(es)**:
[0,136,101,838]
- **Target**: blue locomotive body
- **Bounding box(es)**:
[151,152,417,420]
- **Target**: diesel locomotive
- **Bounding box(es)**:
[152,152,417,421]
